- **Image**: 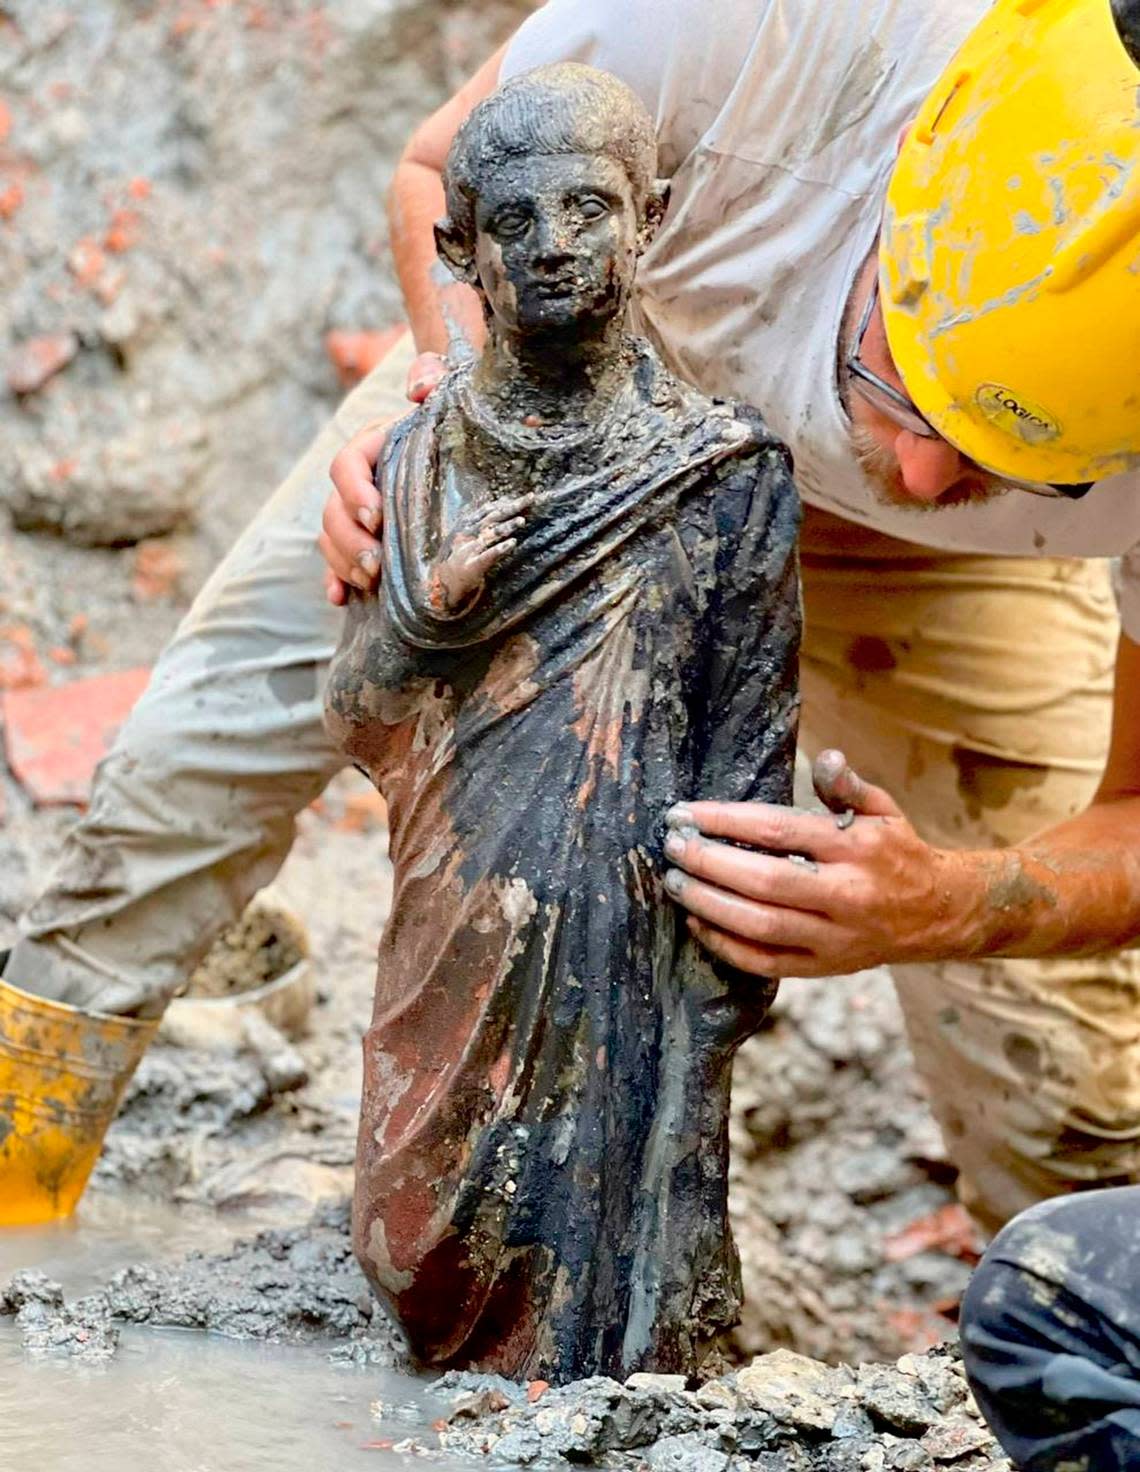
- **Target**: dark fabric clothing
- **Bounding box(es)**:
[961,1186,1140,1470]
[326,347,801,1382]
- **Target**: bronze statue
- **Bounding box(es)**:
[325,62,800,1385]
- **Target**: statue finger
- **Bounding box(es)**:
[482,493,536,523]
[471,539,517,575]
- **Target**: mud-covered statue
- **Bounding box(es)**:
[325,63,800,1384]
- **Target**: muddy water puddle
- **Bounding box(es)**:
[0,1198,483,1472]
[0,1196,252,1298]
[0,1327,467,1472]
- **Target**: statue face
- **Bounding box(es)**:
[471,153,641,337]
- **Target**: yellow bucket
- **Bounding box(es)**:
[0,976,158,1226]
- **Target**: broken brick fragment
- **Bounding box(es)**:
[883,1204,982,1266]
[325,325,408,388]
[104,206,142,254]
[0,626,46,691]
[132,539,185,602]
[0,182,23,220]
[332,787,387,833]
[6,332,79,395]
[1,666,151,806]
[68,237,106,289]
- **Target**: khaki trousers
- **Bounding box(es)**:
[8,333,1140,1230]
[800,528,1140,1232]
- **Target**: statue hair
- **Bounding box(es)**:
[441,63,658,247]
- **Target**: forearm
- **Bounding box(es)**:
[948,795,1140,960]
[386,43,504,358]
[388,159,484,357]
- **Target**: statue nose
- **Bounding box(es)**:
[533,218,575,266]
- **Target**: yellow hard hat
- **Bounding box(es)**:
[881,0,1140,486]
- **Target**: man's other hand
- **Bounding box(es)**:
[662,749,975,978]
[320,350,447,605]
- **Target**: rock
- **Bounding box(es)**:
[0,665,151,805]
[449,1389,513,1420]
[644,1432,731,1470]
[625,1373,688,1394]
[99,290,144,348]
[6,332,78,395]
[920,1419,996,1462]
[885,1443,935,1470]
[858,1365,942,1436]
[67,237,106,289]
[98,1201,401,1356]
[737,1348,851,1434]
[831,1403,876,1439]
[695,1379,742,1413]
[4,416,209,545]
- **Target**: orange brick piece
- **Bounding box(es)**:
[6,332,78,395]
[1,666,151,806]
[324,325,407,387]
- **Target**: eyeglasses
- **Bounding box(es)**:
[845,276,1092,501]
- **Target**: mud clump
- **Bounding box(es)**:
[185,896,307,1000]
[1,1270,119,1362]
[102,1202,396,1351]
[1,1205,404,1366]
[430,1347,1010,1469]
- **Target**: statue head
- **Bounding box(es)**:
[436,63,667,341]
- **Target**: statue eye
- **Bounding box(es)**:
[492,211,529,240]
[578,197,609,221]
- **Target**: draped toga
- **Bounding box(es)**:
[325,341,800,1383]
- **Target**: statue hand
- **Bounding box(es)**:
[428,493,534,615]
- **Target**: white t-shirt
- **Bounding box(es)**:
[502,0,1140,641]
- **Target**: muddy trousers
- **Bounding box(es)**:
[7,331,1140,1230]
[960,1187,1140,1470]
[797,543,1140,1234]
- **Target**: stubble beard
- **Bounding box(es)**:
[852,424,1010,512]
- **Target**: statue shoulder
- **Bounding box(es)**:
[633,338,790,467]
[376,374,460,486]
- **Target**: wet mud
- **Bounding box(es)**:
[3,1204,402,1365]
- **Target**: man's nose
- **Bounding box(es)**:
[895,429,977,501]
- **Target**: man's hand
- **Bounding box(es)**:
[663,749,977,978]
[320,351,447,606]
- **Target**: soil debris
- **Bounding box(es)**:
[429,1347,1010,1469]
[1,1270,119,1362]
[185,894,308,1000]
[1,1206,403,1365]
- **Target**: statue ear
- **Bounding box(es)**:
[434,219,478,286]
[638,180,670,252]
